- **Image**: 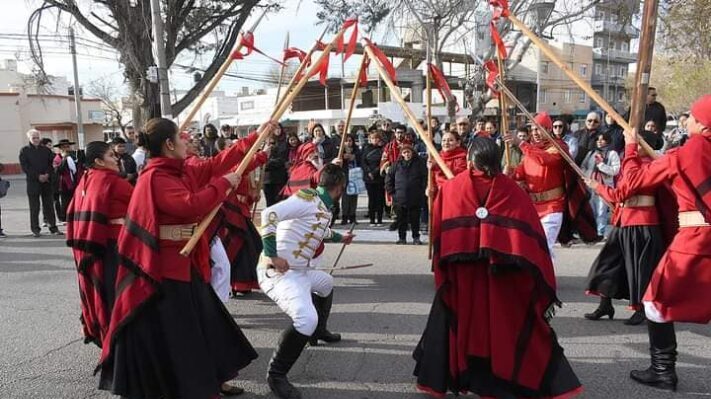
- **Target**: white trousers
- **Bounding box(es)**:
[209,237,231,303]
[258,266,334,336]
[540,212,564,260]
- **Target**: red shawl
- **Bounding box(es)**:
[281,143,319,196]
[432,146,468,188]
[431,170,560,391]
[66,168,130,346]
[675,134,711,223]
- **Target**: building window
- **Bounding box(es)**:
[618,91,625,102]
[579,91,587,103]
[240,101,254,111]
[564,89,572,103]
[609,40,616,50]
[595,10,604,20]
[540,89,548,104]
[541,61,549,74]
[621,42,629,52]
[595,63,602,75]
[580,64,588,76]
[619,66,626,77]
[595,37,604,48]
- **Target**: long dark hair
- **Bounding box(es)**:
[467,137,501,177]
[144,118,178,157]
[85,141,111,168]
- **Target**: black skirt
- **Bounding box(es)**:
[99,270,258,399]
[229,221,262,290]
[586,225,664,307]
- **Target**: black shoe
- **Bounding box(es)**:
[0,231,7,238]
[309,292,342,346]
[388,223,398,231]
[630,365,678,391]
[624,310,646,326]
[584,297,615,320]
[220,383,245,396]
[396,239,406,245]
[32,232,41,238]
[267,326,310,399]
[50,229,64,236]
[340,220,348,225]
[412,238,422,245]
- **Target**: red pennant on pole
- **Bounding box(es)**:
[364,38,397,83]
[283,47,307,63]
[309,52,330,86]
[358,57,370,87]
[483,59,500,97]
[335,17,359,62]
[428,63,458,110]
[489,0,511,19]
[232,31,286,66]
[490,22,508,59]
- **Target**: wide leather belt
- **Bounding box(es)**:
[622,195,655,208]
[530,186,564,203]
[109,218,125,225]
[158,224,197,241]
[678,211,710,228]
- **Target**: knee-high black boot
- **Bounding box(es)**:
[630,321,678,391]
[267,326,310,399]
[309,292,342,346]
[584,296,615,320]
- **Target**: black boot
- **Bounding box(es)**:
[267,326,310,399]
[584,296,615,320]
[624,310,647,326]
[630,321,678,391]
[308,292,342,346]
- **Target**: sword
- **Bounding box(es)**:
[317,263,374,272]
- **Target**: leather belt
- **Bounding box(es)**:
[678,211,710,228]
[622,195,655,208]
[109,218,125,225]
[158,224,197,241]
[529,186,564,203]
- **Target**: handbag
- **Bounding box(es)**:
[0,179,9,198]
[347,167,366,195]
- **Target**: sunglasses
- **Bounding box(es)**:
[553,125,564,128]
[587,119,600,123]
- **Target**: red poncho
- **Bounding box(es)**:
[414,170,581,398]
[431,146,468,190]
[66,168,133,346]
[281,143,320,196]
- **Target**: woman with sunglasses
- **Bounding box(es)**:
[573,112,603,165]
[553,119,579,160]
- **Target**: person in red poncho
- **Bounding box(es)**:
[621,95,711,391]
[281,142,321,196]
[428,131,468,198]
[506,112,598,259]
[414,137,582,399]
[66,141,133,347]
[98,118,268,398]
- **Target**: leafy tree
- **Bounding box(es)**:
[28,0,277,127]
[659,0,711,61]
[650,56,711,114]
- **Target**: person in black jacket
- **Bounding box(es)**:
[603,113,625,155]
[263,124,289,206]
[573,111,603,165]
[19,129,60,237]
[340,134,362,225]
[112,137,138,185]
[362,130,385,226]
[386,143,427,245]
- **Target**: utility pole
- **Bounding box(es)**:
[68,27,85,150]
[629,0,659,131]
[150,0,172,118]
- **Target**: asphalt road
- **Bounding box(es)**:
[1,177,709,398]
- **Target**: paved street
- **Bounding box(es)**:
[1,177,709,398]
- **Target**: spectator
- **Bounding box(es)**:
[603,114,625,154]
[361,131,385,226]
[286,133,301,165]
[644,87,667,133]
[503,126,528,168]
[220,124,234,139]
[0,162,7,238]
[430,116,443,147]
[41,138,61,224]
[485,120,501,143]
[475,119,486,136]
[581,132,620,237]
[573,112,602,165]
[380,118,394,143]
[19,129,60,237]
[263,124,289,206]
[112,137,138,185]
[642,120,665,150]
[53,139,82,223]
[132,131,148,173]
[516,126,530,143]
[457,116,474,146]
[201,123,219,157]
[332,120,346,152]
[123,126,137,155]
[340,134,362,225]
[386,144,427,245]
[553,119,579,159]
[312,123,337,164]
[663,113,689,151]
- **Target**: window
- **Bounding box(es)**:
[564,89,572,103]
[541,61,549,74]
[618,91,626,102]
[580,64,588,76]
[579,91,587,103]
[240,101,254,111]
[619,66,626,77]
[609,40,616,50]
[540,89,548,104]
[595,10,605,20]
[595,37,604,48]
[621,42,629,52]
[595,63,603,75]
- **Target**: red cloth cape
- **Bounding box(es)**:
[281,143,319,196]
[432,146,468,188]
[426,171,578,394]
[66,168,128,346]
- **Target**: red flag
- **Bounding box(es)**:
[364,38,397,83]
[309,53,330,86]
[358,57,370,87]
[232,31,286,66]
[283,47,307,63]
[483,59,500,96]
[489,0,511,19]
[335,17,359,62]
[316,41,328,51]
[490,22,508,59]
[428,63,457,108]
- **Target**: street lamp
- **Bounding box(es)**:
[529,0,555,112]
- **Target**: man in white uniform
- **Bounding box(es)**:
[258,164,354,399]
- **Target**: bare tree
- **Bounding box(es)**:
[28,0,278,128]
[659,0,711,61]
[315,0,603,118]
[87,76,127,133]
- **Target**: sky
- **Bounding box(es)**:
[0,0,374,98]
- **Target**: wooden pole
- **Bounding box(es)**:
[628,0,659,133]
[338,54,370,159]
[496,50,512,167]
[507,14,658,159]
[329,223,356,276]
[362,40,454,179]
[425,62,434,260]
[178,9,268,132]
[180,25,351,256]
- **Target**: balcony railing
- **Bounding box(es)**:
[593,47,638,63]
[593,20,639,37]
